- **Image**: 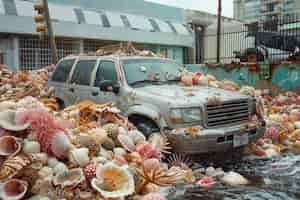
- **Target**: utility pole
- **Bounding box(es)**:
[216,0,222,63]
[34,0,58,64]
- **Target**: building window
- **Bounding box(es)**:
[19,36,79,71]
[160,48,168,58]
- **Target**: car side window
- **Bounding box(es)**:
[70,60,96,86]
[95,61,118,86]
[51,59,75,82]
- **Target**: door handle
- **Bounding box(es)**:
[92,91,99,96]
[69,88,74,92]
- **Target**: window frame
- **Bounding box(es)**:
[51,58,76,83]
[69,58,98,86]
[93,59,119,87]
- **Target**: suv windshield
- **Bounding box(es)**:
[122,59,183,86]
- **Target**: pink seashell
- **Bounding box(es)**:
[142,193,167,200]
[117,134,136,152]
[0,136,21,156]
[136,142,160,160]
[264,127,280,143]
[282,114,289,123]
[207,74,216,82]
[0,179,28,200]
[51,132,72,159]
[197,176,216,187]
[114,155,128,166]
[143,158,160,173]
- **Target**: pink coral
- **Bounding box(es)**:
[264,127,280,143]
[17,108,69,156]
[141,193,167,200]
[136,142,160,160]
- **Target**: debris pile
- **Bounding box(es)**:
[0,66,298,199]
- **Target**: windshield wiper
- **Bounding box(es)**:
[130,79,164,87]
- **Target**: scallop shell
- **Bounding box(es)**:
[117,134,136,152]
[88,128,108,145]
[53,168,85,188]
[0,110,30,131]
[0,179,28,200]
[0,136,22,156]
[91,162,135,198]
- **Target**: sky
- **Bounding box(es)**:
[147,0,234,18]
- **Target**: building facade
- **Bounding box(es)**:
[234,0,300,21]
[0,0,195,71]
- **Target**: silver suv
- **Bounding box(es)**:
[48,55,265,154]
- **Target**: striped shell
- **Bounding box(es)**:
[0,154,35,181]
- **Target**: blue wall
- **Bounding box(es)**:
[48,0,185,22]
[186,64,300,92]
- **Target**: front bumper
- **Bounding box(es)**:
[165,122,266,154]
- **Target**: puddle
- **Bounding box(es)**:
[168,154,300,200]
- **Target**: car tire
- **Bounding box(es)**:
[133,119,158,138]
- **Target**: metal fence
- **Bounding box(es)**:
[202,15,300,64]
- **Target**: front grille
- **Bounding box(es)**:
[205,100,249,127]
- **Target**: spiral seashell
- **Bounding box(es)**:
[0,154,35,181]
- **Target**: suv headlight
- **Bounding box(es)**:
[170,108,202,123]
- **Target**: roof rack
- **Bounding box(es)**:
[67,42,159,58]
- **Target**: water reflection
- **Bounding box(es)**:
[169,154,300,200]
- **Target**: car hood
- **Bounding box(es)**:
[134,84,249,105]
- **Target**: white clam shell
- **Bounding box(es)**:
[53,168,85,188]
[128,130,146,144]
[113,148,126,156]
[69,148,90,167]
[33,153,48,164]
[53,162,69,175]
[295,121,300,129]
[48,157,60,168]
[38,167,54,179]
[0,110,30,131]
[91,162,135,198]
[221,171,249,186]
[0,136,22,156]
[23,140,41,154]
[0,179,28,200]
[51,132,72,159]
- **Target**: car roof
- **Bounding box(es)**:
[63,54,173,62]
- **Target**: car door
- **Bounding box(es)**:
[89,60,120,104]
[69,59,98,103]
[49,58,77,106]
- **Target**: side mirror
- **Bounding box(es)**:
[99,80,120,94]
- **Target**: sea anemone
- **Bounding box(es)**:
[141,193,167,200]
[17,108,69,156]
[136,141,160,160]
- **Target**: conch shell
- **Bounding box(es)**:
[53,168,85,188]
[0,179,28,200]
[91,162,135,198]
[0,154,35,181]
[0,136,22,156]
[0,110,30,131]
